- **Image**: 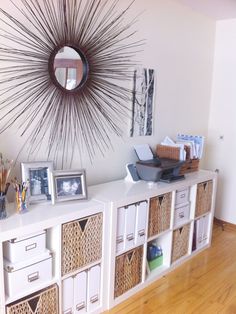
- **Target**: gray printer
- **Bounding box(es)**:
[134,144,185,182]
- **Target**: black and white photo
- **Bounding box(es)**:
[51,169,87,204]
[130,68,155,137]
[21,161,54,203]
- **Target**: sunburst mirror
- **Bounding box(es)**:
[0,0,142,167]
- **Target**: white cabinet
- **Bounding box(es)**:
[0,170,217,314]
[89,170,217,310]
[0,199,104,314]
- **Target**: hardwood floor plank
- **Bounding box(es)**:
[104,225,236,314]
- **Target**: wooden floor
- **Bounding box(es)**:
[105,224,236,314]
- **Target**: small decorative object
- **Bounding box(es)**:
[21,162,54,204]
[0,154,13,220]
[0,0,143,167]
[147,243,163,271]
[130,68,155,137]
[12,179,29,214]
[51,170,87,204]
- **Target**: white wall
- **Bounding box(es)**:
[206,19,236,223]
[0,0,215,185]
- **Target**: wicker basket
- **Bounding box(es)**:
[156,144,180,160]
[6,284,59,314]
[156,144,199,174]
[179,159,199,175]
[61,213,103,276]
[148,193,172,237]
[114,246,143,298]
[195,180,213,218]
[171,224,190,263]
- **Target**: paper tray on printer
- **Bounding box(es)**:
[136,158,185,182]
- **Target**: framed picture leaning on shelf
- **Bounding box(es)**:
[21,161,54,203]
[50,169,87,204]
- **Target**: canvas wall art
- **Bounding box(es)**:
[130,68,155,137]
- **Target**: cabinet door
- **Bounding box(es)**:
[87,265,101,312]
[116,207,126,253]
[135,202,147,246]
[74,271,87,313]
[62,277,74,314]
[125,204,136,250]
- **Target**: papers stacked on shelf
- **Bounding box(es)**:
[160,134,205,160]
[177,134,205,159]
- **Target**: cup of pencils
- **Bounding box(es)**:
[0,154,13,220]
[12,179,29,214]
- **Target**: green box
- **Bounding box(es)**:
[148,255,163,271]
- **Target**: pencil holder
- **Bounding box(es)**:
[15,190,28,214]
[0,193,7,220]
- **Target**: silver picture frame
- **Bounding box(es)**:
[21,161,54,204]
[51,169,87,204]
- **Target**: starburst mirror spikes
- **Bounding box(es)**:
[0,0,143,167]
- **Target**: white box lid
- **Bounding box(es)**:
[7,230,46,243]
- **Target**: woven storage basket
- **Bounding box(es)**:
[148,193,172,237]
[6,284,58,314]
[171,224,190,263]
[156,144,180,160]
[114,246,143,298]
[156,144,199,174]
[195,180,213,218]
[61,212,103,276]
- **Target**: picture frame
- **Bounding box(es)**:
[51,169,87,204]
[21,161,54,203]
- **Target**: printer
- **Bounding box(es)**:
[134,144,185,182]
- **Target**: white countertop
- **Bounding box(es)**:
[0,170,217,241]
[89,169,217,204]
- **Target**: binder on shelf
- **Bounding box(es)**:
[87,265,101,312]
[125,204,136,250]
[74,271,87,314]
[116,207,126,253]
[135,201,148,246]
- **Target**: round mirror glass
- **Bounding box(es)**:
[54,46,84,90]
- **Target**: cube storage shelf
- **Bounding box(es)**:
[89,169,217,310]
[0,170,217,314]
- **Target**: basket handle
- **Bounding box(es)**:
[79,219,88,232]
[127,251,135,264]
[158,195,164,206]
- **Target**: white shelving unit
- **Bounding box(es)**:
[0,170,217,314]
[89,169,217,310]
[0,199,106,314]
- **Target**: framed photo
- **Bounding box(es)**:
[51,169,87,204]
[21,161,54,203]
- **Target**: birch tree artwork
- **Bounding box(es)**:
[130,68,155,137]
